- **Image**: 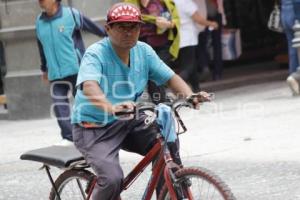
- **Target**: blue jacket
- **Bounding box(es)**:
[36,4,106,81]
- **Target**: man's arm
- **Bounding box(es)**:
[37,39,47,73]
[82,80,114,113]
[192,11,218,29]
[37,39,48,83]
[166,74,212,107]
[166,74,194,98]
[82,80,134,114]
[80,14,106,37]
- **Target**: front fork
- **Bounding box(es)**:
[163,158,193,200]
[163,151,183,200]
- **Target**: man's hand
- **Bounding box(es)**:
[41,72,49,84]
[208,21,219,30]
[156,17,173,29]
[112,101,135,119]
[187,91,213,109]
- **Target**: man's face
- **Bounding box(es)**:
[106,22,141,50]
[38,0,56,11]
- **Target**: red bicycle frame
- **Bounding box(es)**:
[86,135,179,200]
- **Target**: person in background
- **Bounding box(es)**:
[286,0,300,95]
[173,0,218,91]
[0,41,6,96]
[124,0,180,104]
[36,0,106,143]
[197,0,226,81]
[0,41,6,109]
[194,0,210,81]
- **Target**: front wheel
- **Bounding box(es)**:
[158,167,236,200]
[49,169,96,200]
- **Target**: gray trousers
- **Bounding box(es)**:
[72,115,159,200]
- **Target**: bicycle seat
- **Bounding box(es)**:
[20,145,85,169]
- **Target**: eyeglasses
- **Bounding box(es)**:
[111,23,141,33]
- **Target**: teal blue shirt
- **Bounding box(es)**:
[71,38,175,124]
[36,5,105,81]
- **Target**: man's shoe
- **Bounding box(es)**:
[286,73,300,96]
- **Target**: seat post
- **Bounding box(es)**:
[43,164,62,200]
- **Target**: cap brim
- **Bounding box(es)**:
[107,19,144,25]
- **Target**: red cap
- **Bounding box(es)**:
[106,3,143,25]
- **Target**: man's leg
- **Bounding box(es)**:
[281,5,299,74]
[196,31,210,76]
[0,75,4,95]
[64,74,78,97]
[177,46,200,91]
[73,121,130,200]
[210,13,223,80]
[121,114,182,196]
[51,80,73,141]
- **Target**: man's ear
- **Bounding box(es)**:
[105,24,111,33]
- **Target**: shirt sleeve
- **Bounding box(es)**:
[36,38,47,72]
[76,49,103,87]
[181,0,198,17]
[81,15,106,37]
[71,8,106,37]
[146,45,175,86]
[35,17,47,72]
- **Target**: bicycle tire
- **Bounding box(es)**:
[157,167,236,200]
[49,169,96,200]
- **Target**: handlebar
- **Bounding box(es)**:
[114,103,156,117]
[114,93,213,134]
[114,92,214,116]
[115,93,213,116]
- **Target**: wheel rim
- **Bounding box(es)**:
[54,176,89,200]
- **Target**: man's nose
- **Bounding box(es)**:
[124,29,133,36]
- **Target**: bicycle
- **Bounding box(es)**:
[20,95,236,200]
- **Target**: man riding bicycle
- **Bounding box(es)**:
[71,3,210,200]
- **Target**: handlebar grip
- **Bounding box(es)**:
[114,103,157,117]
[186,93,214,104]
[114,109,135,117]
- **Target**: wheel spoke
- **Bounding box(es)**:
[76,178,87,199]
[50,170,94,200]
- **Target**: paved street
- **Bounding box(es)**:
[1,80,300,200]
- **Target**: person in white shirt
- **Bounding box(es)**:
[173,0,218,91]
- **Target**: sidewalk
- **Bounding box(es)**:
[201,60,288,91]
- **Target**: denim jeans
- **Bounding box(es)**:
[281,4,299,74]
[51,74,77,141]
